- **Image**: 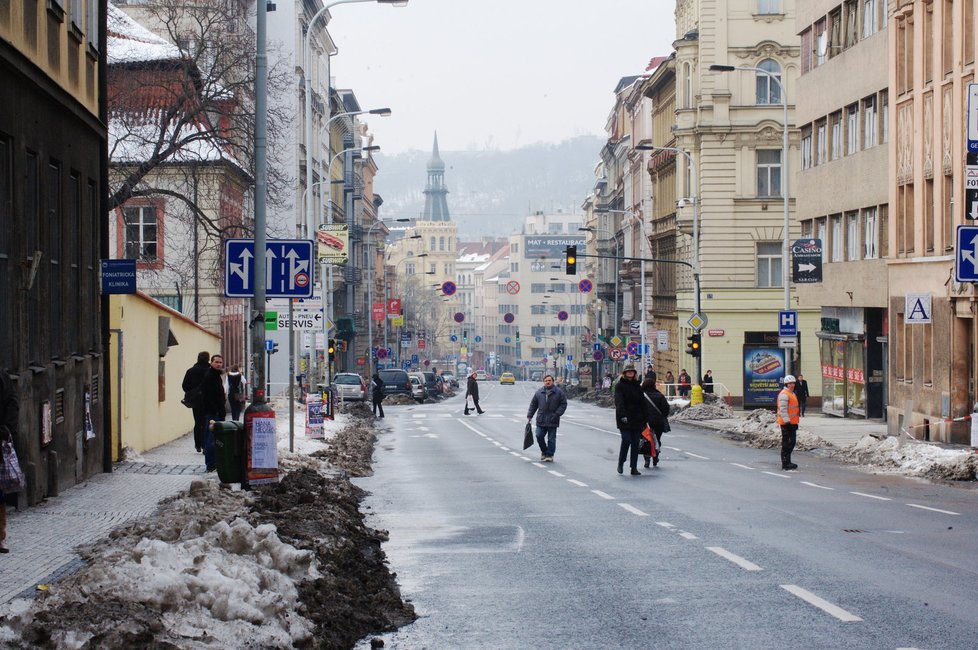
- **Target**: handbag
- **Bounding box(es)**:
[638,438,652,456]
[0,440,26,493]
[639,425,658,458]
[464,399,471,416]
[523,421,534,450]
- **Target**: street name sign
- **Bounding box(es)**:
[225,239,314,298]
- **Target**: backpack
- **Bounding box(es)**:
[182,385,203,409]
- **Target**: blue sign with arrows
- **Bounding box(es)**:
[225,239,314,298]
[955,225,978,282]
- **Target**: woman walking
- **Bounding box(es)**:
[614,365,651,476]
[226,364,247,421]
[640,378,670,468]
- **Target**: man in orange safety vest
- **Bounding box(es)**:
[777,375,800,470]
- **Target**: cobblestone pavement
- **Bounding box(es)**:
[0,432,205,604]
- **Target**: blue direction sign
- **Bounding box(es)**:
[450,334,458,342]
[100,259,137,294]
[225,239,314,298]
[474,335,482,343]
[778,310,798,337]
[955,225,978,282]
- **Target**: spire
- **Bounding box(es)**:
[422,130,450,221]
[428,131,445,171]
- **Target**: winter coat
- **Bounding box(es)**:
[795,379,810,402]
[614,375,652,432]
[371,374,385,401]
[642,386,671,435]
[227,372,246,404]
[199,368,227,420]
[465,376,479,400]
[527,385,568,428]
[702,373,715,394]
[181,361,209,396]
[0,369,18,445]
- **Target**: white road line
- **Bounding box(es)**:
[592,490,615,500]
[491,441,502,447]
[730,463,755,470]
[851,491,891,501]
[762,471,791,479]
[457,419,484,435]
[678,531,698,540]
[519,456,532,461]
[567,479,588,487]
[569,422,620,436]
[801,481,834,490]
[412,414,426,419]
[655,521,675,529]
[618,503,649,516]
[500,446,511,451]
[509,451,522,457]
[706,547,763,571]
[780,585,863,622]
[906,503,960,516]
[532,462,546,468]
[548,470,566,478]
[663,446,682,452]
[684,451,709,460]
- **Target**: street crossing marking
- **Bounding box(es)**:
[762,471,791,479]
[412,414,426,418]
[706,547,763,571]
[906,503,960,516]
[730,463,755,470]
[547,470,566,478]
[801,481,834,490]
[780,585,863,622]
[618,503,649,517]
[591,490,615,500]
[851,491,891,501]
[567,479,588,487]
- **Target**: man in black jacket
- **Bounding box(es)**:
[198,354,227,472]
[795,374,811,416]
[527,374,568,462]
[181,351,211,453]
[614,365,652,476]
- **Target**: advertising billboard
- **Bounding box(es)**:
[742,345,787,408]
[523,235,585,259]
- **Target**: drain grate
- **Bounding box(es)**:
[842,529,866,533]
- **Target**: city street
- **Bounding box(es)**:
[358,382,978,649]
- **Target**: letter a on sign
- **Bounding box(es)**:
[905,294,932,324]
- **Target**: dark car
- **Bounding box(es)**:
[378,369,412,396]
[441,372,459,389]
[422,371,444,397]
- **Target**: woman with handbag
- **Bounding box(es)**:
[226,365,248,421]
[613,365,653,476]
[640,379,671,469]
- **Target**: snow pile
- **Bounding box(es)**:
[728,409,830,450]
[671,401,736,420]
[834,435,978,480]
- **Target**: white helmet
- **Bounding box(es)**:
[783,375,796,384]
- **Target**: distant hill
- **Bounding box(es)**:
[372,136,605,238]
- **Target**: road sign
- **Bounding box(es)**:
[387,298,401,314]
[275,310,323,331]
[955,225,978,281]
[418,339,426,349]
[265,339,275,352]
[610,335,622,347]
[504,337,511,343]
[475,335,482,343]
[100,259,137,294]
[778,336,798,349]
[557,311,569,321]
[687,312,708,331]
[411,354,419,364]
[225,239,314,298]
[578,279,593,293]
[376,348,388,359]
[968,84,978,152]
[506,280,521,295]
[450,334,458,342]
[778,310,798,337]
[626,342,639,356]
[792,238,823,283]
[592,350,604,361]
[442,281,457,296]
[657,330,669,352]
[454,312,465,323]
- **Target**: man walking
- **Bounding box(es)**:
[614,365,651,476]
[795,374,810,416]
[199,354,227,473]
[527,374,568,462]
[777,374,801,470]
[182,351,211,453]
[465,371,485,414]
[370,371,385,419]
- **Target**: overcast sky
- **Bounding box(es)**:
[329,1,677,154]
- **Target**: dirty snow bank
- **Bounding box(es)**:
[833,435,978,481]
[726,408,830,451]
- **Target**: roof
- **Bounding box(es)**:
[107,3,182,65]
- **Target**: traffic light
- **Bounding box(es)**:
[556,343,565,355]
[515,329,521,342]
[687,333,701,358]
[565,245,577,275]
[463,330,468,342]
[327,338,336,363]
[270,342,279,354]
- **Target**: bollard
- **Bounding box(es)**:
[690,384,703,406]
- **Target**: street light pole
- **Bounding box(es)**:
[709,63,791,375]
[578,225,621,343]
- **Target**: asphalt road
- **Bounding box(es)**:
[355,381,978,649]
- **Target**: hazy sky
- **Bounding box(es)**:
[329,1,677,154]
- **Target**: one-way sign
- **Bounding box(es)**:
[225,239,314,298]
[955,225,978,282]
[792,238,823,283]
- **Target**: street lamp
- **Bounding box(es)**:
[709,63,792,374]
[366,218,410,374]
[579,225,622,346]
[302,0,405,236]
[634,143,703,384]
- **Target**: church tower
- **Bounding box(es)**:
[422,132,451,221]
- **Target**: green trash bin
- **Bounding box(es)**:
[211,420,244,484]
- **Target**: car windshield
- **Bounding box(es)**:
[379,371,405,382]
[335,375,361,385]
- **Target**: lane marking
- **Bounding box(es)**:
[906,503,960,516]
[532,463,546,468]
[780,585,863,622]
[567,479,588,487]
[592,490,615,500]
[851,491,891,501]
[412,414,426,419]
[706,546,763,571]
[618,503,649,516]
[548,470,566,478]
[731,463,755,470]
[762,471,791,479]
[500,446,511,451]
[655,521,675,529]
[519,456,532,461]
[801,481,834,490]
[509,451,522,457]
[684,451,709,460]
[678,531,699,540]
[663,446,682,452]
[568,422,620,436]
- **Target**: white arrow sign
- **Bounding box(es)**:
[798,262,817,273]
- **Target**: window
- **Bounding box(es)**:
[863,0,878,37]
[758,0,780,14]
[0,137,9,366]
[756,150,782,197]
[846,211,860,260]
[846,104,859,155]
[70,0,83,31]
[896,17,914,95]
[429,263,435,274]
[47,160,62,357]
[405,263,415,275]
[829,8,842,58]
[830,112,842,159]
[844,0,859,48]
[756,242,782,288]
[816,218,828,262]
[801,28,812,73]
[756,59,782,104]
[531,305,546,315]
[444,263,450,275]
[863,206,878,259]
[880,91,889,143]
[429,236,435,251]
[831,214,843,261]
[924,178,935,252]
[439,236,445,251]
[124,205,158,261]
[944,174,954,251]
[923,3,934,85]
[815,20,828,66]
[801,127,813,170]
[863,95,877,148]
[944,0,955,76]
[87,0,98,51]
[966,0,975,65]
[683,62,693,108]
[531,283,546,293]
[816,120,828,165]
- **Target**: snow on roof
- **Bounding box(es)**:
[457,252,491,263]
[107,2,182,66]
[109,114,248,174]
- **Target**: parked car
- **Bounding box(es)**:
[475,370,488,381]
[441,372,459,389]
[408,373,428,402]
[331,373,367,401]
[499,372,516,385]
[529,370,544,382]
[422,371,445,397]
[378,369,412,396]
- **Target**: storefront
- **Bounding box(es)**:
[815,307,886,419]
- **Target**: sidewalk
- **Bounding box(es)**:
[683,407,887,448]
[0,432,206,604]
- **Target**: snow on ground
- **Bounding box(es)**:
[833,434,978,481]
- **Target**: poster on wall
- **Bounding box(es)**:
[305,394,325,439]
[743,346,787,409]
[84,389,95,441]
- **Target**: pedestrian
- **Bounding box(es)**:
[664,370,675,396]
[181,351,211,453]
[795,374,810,417]
[678,369,691,398]
[465,370,485,414]
[0,368,19,553]
[199,354,227,473]
[614,365,651,476]
[526,374,568,462]
[225,365,248,421]
[702,370,715,394]
[640,378,670,468]
[777,375,800,470]
[370,372,385,419]
[602,373,612,390]
[644,365,657,385]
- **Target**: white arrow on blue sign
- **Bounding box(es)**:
[225,239,315,298]
[778,310,798,337]
[955,225,978,282]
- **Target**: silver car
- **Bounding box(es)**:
[409,372,428,402]
[331,373,367,402]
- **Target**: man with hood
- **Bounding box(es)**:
[182,351,211,453]
[614,364,653,475]
[526,374,568,462]
[465,371,485,414]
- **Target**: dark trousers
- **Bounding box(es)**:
[469,395,483,413]
[192,406,209,451]
[798,398,808,417]
[373,396,385,418]
[204,412,222,471]
[618,429,641,470]
[230,399,244,421]
[780,423,797,466]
